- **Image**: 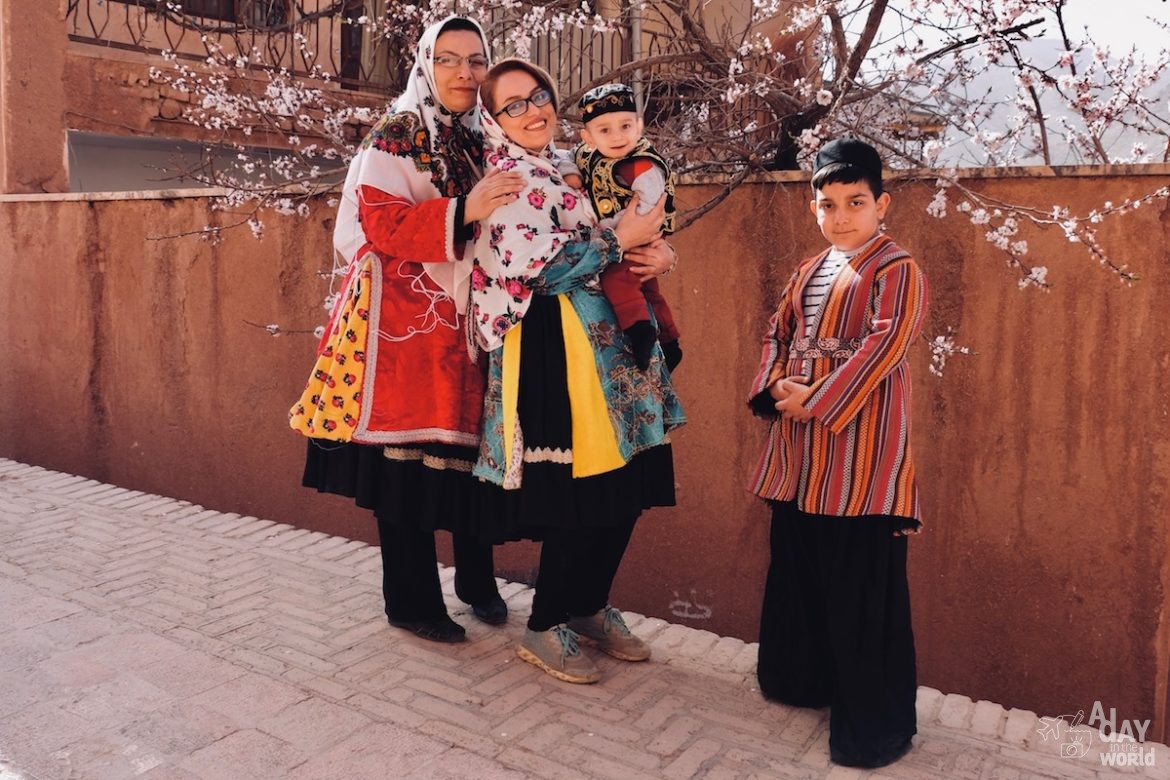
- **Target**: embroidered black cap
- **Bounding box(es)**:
[813,138,883,181]
[579,83,637,123]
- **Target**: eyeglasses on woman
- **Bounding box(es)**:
[434,53,489,70]
[494,88,553,118]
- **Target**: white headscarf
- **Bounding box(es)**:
[332,15,488,313]
[469,79,601,351]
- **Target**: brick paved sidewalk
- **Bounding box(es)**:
[0,458,1162,780]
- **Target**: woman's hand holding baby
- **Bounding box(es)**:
[612,194,665,250]
[624,238,675,279]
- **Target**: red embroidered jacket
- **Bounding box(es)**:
[335,185,485,446]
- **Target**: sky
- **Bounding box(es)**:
[925,0,1170,165]
[1057,0,1168,53]
[846,1,1170,164]
[875,0,1170,56]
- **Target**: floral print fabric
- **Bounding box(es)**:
[469,101,602,351]
[288,259,372,440]
[472,230,686,487]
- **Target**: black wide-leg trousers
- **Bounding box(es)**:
[757,501,917,767]
[527,517,637,632]
[375,515,499,623]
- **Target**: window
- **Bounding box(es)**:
[339,0,413,92]
[340,0,366,83]
[174,1,289,28]
[241,0,288,28]
[180,0,236,21]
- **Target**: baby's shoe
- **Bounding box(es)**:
[626,321,657,370]
[661,339,683,372]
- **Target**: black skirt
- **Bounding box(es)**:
[302,438,517,543]
[503,294,676,533]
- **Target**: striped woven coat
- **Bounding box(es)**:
[747,235,928,522]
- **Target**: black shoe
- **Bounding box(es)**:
[387,615,467,643]
[830,736,913,768]
[471,596,508,625]
[661,339,683,372]
[626,321,657,370]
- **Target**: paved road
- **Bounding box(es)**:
[0,458,1160,779]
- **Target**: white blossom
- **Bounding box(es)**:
[1018,266,1049,290]
[926,188,948,218]
[928,329,971,377]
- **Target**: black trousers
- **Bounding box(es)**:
[757,502,917,767]
[375,515,500,623]
[527,517,636,631]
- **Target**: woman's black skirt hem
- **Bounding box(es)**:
[302,437,675,543]
[301,438,520,543]
[503,442,676,536]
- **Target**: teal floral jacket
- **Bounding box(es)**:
[472,228,686,488]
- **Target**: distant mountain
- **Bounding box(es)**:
[922,38,1170,166]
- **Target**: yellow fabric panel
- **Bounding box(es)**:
[501,322,522,474]
[558,295,624,477]
[288,259,372,440]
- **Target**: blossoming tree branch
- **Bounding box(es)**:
[144,0,1170,369]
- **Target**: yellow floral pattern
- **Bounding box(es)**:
[288,258,372,440]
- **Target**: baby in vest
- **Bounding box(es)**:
[558,83,682,372]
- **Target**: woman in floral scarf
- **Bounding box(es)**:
[289,17,524,643]
[470,59,685,684]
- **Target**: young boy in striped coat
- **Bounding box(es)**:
[747,138,927,768]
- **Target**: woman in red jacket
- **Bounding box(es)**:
[290,16,523,643]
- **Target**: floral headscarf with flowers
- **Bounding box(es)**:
[469,84,601,351]
[333,15,488,309]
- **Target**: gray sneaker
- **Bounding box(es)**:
[567,605,650,662]
[517,625,601,684]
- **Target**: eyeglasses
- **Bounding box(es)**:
[433,53,489,70]
[494,88,553,118]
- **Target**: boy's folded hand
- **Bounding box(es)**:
[774,377,813,421]
[768,375,806,400]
